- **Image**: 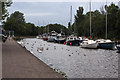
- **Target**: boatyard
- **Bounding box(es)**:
[1,0,120,79]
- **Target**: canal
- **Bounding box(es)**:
[18,38,118,78]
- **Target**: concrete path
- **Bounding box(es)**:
[2,38,64,78]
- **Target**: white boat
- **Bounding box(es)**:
[80,1,98,49]
[36,35,41,39]
[81,40,98,49]
[55,31,66,44]
[79,37,89,43]
[47,31,57,42]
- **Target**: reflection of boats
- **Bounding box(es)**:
[81,40,98,49]
[66,34,80,46]
[96,39,115,50]
[42,33,48,41]
[55,30,66,44]
[47,31,57,42]
[116,45,120,52]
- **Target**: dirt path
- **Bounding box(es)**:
[2,38,64,78]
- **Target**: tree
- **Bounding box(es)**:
[73,3,120,40]
[3,11,26,36]
[0,0,12,20]
[3,11,40,36]
[74,7,84,36]
[106,3,119,39]
[115,10,120,39]
[68,22,72,35]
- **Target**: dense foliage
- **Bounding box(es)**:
[3,11,68,36]
[0,0,12,20]
[72,3,120,40]
[39,24,68,35]
[3,11,38,36]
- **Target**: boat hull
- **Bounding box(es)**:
[81,43,98,49]
[55,39,66,44]
[98,42,115,50]
[47,38,55,42]
[42,38,48,41]
[66,40,80,46]
[116,46,120,51]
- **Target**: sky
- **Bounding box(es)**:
[6,0,120,27]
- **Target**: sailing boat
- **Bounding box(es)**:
[96,1,115,50]
[66,6,80,46]
[81,0,98,49]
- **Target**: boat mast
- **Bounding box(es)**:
[106,0,108,39]
[61,29,63,33]
[38,20,40,35]
[43,20,45,33]
[48,22,49,35]
[90,0,92,38]
[70,6,72,34]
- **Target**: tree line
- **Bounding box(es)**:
[2,2,120,40]
[2,11,68,36]
[70,3,120,40]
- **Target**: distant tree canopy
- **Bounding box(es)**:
[72,3,120,40]
[3,11,68,36]
[38,24,68,35]
[3,11,38,36]
[2,3,120,40]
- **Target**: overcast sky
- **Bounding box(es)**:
[7,0,119,27]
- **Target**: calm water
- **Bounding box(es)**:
[18,38,118,78]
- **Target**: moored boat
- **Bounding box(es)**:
[47,31,57,42]
[36,35,42,39]
[80,1,98,49]
[66,34,80,46]
[79,37,88,43]
[116,45,120,52]
[96,39,115,50]
[81,39,98,49]
[55,31,66,44]
[42,33,48,41]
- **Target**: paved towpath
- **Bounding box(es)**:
[2,38,64,78]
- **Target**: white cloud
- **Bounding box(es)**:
[13,0,119,2]
[25,13,54,17]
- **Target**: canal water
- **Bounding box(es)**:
[18,38,118,78]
